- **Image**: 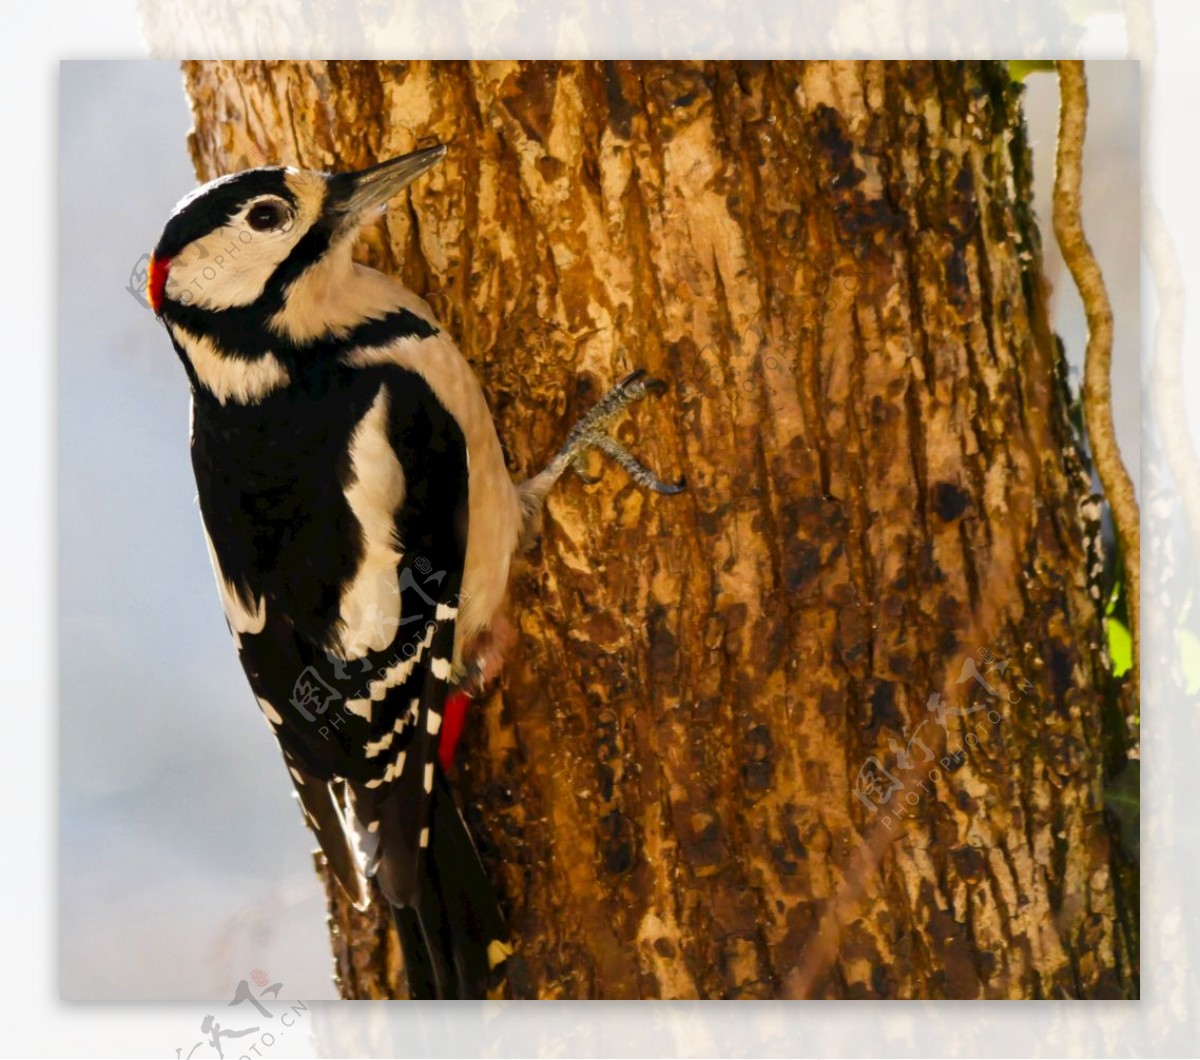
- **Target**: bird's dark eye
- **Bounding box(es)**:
[247,202,286,231]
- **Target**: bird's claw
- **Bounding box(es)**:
[616,370,668,399]
[586,433,686,495]
[570,452,603,485]
[559,370,684,495]
[516,368,684,546]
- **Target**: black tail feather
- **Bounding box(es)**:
[391,901,452,999]
[389,768,507,999]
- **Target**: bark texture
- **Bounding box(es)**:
[181,60,1137,1000]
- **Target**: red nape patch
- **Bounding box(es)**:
[438,691,471,770]
[147,253,171,314]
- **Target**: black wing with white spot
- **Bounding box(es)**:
[192,364,470,910]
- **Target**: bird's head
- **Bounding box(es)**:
[146,144,446,337]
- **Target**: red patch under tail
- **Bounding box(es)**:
[438,691,471,770]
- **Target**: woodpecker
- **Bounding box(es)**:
[147,143,682,999]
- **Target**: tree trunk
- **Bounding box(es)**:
[181,59,1137,1000]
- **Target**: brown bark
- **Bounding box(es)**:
[181,59,1137,1000]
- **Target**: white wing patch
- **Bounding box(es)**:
[337,385,406,660]
[346,334,522,656]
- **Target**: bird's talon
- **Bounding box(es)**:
[571,451,602,484]
[522,369,685,506]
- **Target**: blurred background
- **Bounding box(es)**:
[59,61,334,1001]
[57,60,1139,1000]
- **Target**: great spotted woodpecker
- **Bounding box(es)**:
[147,144,682,998]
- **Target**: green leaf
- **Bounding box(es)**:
[1107,616,1132,678]
[1009,61,1057,83]
[1105,561,1126,620]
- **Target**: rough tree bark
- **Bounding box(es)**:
[181,60,1137,1000]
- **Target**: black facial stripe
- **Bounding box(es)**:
[262,215,339,298]
[346,310,438,348]
[164,300,280,358]
[165,299,439,364]
[258,175,355,297]
[154,169,295,261]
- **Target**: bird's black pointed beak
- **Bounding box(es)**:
[329,144,447,225]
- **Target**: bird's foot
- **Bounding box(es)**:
[537,369,685,489]
[517,370,684,545]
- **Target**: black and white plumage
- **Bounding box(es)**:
[148,144,681,999]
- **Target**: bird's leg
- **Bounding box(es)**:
[518,369,684,543]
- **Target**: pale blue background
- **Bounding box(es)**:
[58,61,334,1001]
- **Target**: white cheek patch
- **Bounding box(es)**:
[166,226,297,311]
